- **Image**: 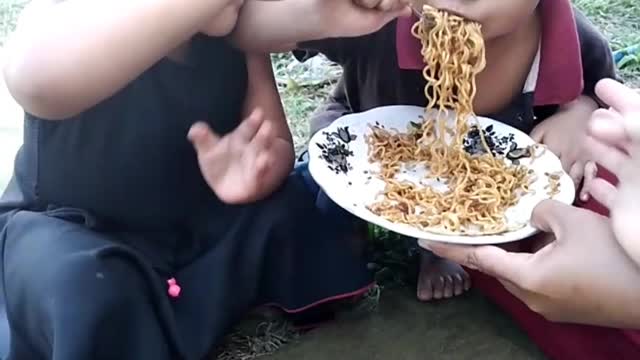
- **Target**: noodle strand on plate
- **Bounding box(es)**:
[365,5,533,235]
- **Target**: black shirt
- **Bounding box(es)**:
[12,36,247,229]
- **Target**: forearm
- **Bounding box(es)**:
[3,0,226,120]
[229,0,325,52]
[243,54,294,197]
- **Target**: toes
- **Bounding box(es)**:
[433,276,445,299]
[463,272,472,291]
[417,279,434,301]
[443,275,454,298]
[453,273,464,296]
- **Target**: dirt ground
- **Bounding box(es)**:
[267,289,546,360]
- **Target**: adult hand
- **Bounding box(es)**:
[583,78,640,263]
[419,200,640,328]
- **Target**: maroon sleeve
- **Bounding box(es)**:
[574,8,619,104]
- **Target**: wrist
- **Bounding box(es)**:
[187,0,237,30]
[292,0,333,42]
[559,95,598,115]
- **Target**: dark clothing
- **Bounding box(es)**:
[0,36,372,360]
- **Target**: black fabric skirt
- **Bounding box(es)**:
[0,171,372,360]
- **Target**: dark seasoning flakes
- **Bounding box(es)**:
[317,126,357,175]
[463,124,534,165]
[463,124,515,156]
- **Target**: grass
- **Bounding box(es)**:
[574,0,640,79]
[0,0,26,47]
[0,1,638,359]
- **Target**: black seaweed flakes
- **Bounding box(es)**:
[463,125,515,157]
[318,126,356,175]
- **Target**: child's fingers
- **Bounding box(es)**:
[188,122,220,154]
[252,117,275,151]
[587,177,617,210]
[235,108,265,142]
[254,151,272,179]
[569,161,584,188]
[579,161,598,202]
[529,126,545,143]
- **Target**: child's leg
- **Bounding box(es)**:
[417,249,471,301]
[2,211,173,360]
[180,171,373,336]
[295,161,471,301]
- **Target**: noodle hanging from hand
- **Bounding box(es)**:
[365,5,532,235]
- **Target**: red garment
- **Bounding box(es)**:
[395,0,584,106]
[471,167,640,360]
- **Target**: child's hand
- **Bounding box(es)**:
[530,96,599,186]
[188,108,292,204]
[229,0,411,52]
[583,79,640,263]
[319,0,412,38]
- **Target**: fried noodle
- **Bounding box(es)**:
[365,5,533,235]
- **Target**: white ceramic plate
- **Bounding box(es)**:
[308,105,575,245]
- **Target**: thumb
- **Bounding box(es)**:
[530,199,570,236]
[420,240,532,284]
[188,122,220,154]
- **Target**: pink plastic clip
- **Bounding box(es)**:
[167,278,181,298]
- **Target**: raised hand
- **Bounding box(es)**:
[583,78,640,262]
[188,108,292,204]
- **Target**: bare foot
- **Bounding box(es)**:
[417,250,471,301]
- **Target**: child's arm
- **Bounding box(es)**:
[188,53,296,204]
[531,8,618,185]
[229,0,410,52]
[241,53,295,196]
[3,0,231,120]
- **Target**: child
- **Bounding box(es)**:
[0,0,409,359]
[290,0,617,301]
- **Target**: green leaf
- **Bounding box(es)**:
[618,54,640,69]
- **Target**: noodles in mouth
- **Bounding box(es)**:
[365,5,533,235]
